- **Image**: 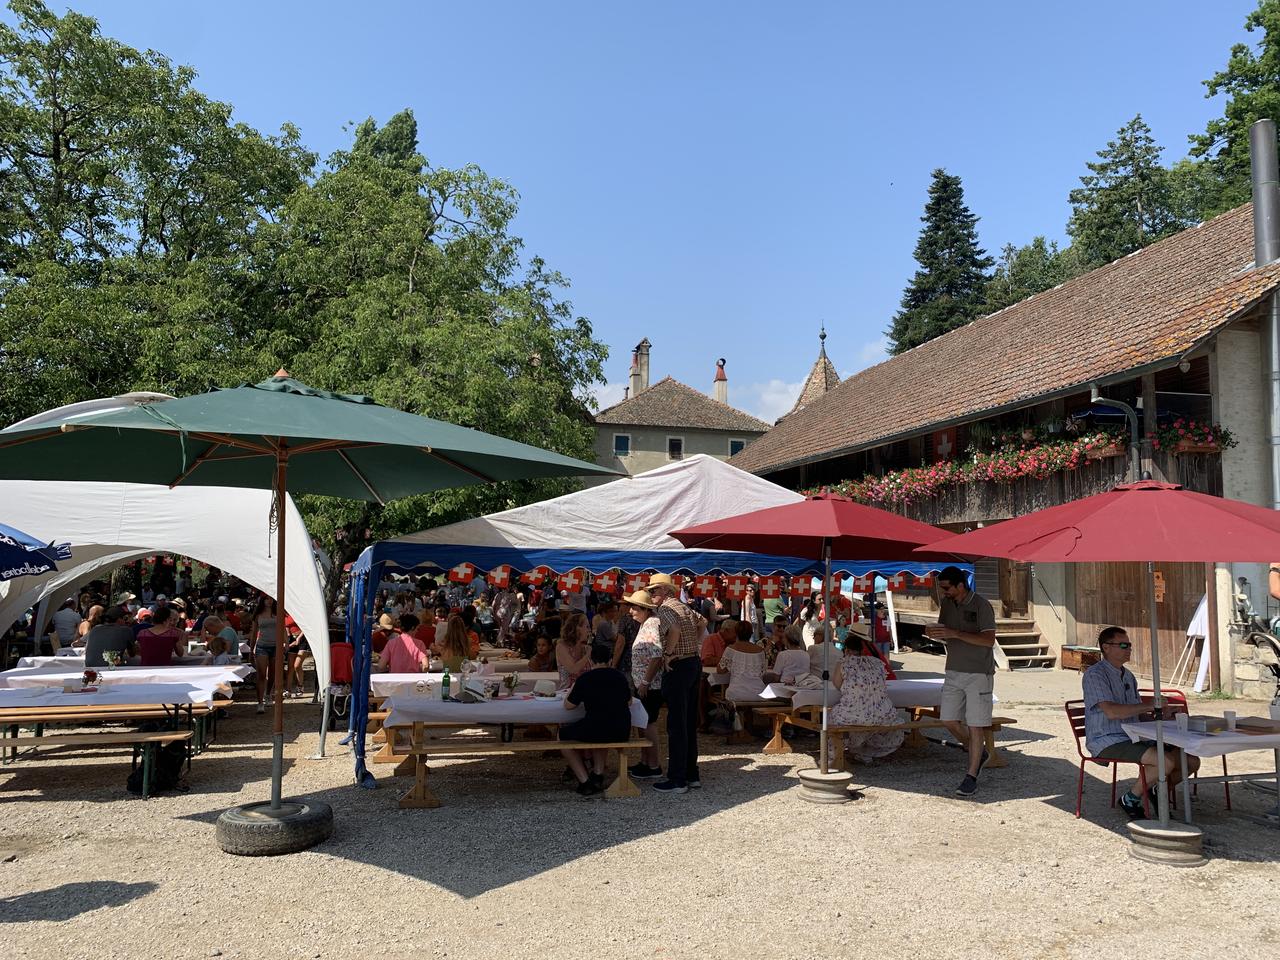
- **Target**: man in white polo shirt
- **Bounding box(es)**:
[928,566,997,797]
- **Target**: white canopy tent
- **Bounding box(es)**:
[0,481,331,687]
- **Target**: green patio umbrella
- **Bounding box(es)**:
[0,372,617,852]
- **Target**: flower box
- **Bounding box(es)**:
[1173,439,1219,455]
[1084,443,1127,460]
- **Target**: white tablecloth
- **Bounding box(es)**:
[762,677,993,711]
[0,682,224,708]
[16,654,240,670]
[1122,721,1280,758]
[383,693,650,730]
[0,665,249,692]
[370,672,558,698]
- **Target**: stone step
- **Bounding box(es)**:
[1006,654,1058,668]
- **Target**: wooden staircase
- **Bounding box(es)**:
[993,617,1055,671]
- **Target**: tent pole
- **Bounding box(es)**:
[270,447,288,811]
[820,540,832,775]
[1147,561,1169,826]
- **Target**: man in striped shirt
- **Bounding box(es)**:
[648,573,706,795]
[1081,626,1199,818]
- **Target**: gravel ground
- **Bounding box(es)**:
[2,654,1279,960]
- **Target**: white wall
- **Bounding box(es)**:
[1029,562,1069,652]
[591,425,764,481]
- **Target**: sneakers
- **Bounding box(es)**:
[576,778,604,797]
[629,763,663,780]
[1120,792,1146,819]
[652,779,688,795]
[687,779,702,789]
[955,774,978,797]
[256,702,266,714]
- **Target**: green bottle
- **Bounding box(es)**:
[442,668,451,699]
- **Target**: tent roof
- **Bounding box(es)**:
[0,481,331,687]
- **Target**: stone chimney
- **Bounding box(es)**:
[713,358,728,404]
[635,337,651,392]
[628,347,640,398]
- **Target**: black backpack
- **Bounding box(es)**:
[126,740,188,795]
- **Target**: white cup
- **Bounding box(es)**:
[1224,710,1237,731]
[1271,702,1280,721]
[1175,713,1189,732]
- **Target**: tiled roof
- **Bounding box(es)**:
[785,352,840,418]
[595,376,771,433]
[732,203,1280,475]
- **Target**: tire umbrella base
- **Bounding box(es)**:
[796,767,859,804]
[216,799,334,857]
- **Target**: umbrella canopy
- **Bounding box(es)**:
[913,480,1280,562]
[914,479,1280,830]
[0,374,617,499]
[0,522,71,582]
[669,493,958,560]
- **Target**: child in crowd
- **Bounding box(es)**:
[528,635,556,672]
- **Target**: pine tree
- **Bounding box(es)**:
[982,237,1082,313]
[1067,115,1187,269]
[1189,0,1280,218]
[886,169,993,355]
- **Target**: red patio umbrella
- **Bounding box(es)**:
[671,494,958,774]
[915,480,1280,828]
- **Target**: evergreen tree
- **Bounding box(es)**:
[982,237,1082,313]
[1189,0,1280,218]
[886,169,992,355]
[1067,115,1187,269]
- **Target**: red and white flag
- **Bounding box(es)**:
[757,575,782,599]
[591,570,618,593]
[625,572,649,594]
[557,568,586,594]
[486,565,512,589]
[447,561,477,584]
[690,575,717,598]
[724,575,748,600]
[519,566,551,585]
[913,573,935,589]
[790,576,813,597]
[886,572,910,591]
[851,574,874,593]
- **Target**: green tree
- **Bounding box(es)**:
[1189,0,1280,217]
[1067,115,1188,269]
[886,169,993,355]
[982,237,1082,313]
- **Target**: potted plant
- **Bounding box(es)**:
[501,672,521,697]
[1082,429,1127,460]
[1152,419,1236,455]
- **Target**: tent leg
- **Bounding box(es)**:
[820,540,832,775]
[271,450,289,811]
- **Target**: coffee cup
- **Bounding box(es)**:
[1175,713,1188,732]
[1224,710,1237,730]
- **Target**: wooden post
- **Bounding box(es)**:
[1205,563,1221,692]
[1141,374,1163,481]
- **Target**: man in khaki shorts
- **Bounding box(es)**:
[927,566,997,797]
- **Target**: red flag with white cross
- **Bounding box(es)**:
[885,572,910,591]
[690,575,717,598]
[851,574,874,592]
[486,565,512,588]
[519,566,551,585]
[591,570,617,593]
[790,576,813,597]
[557,568,586,594]
[724,575,748,600]
[913,573,934,588]
[625,572,649,593]
[447,561,477,584]
[758,575,782,599]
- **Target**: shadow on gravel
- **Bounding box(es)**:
[181,752,792,897]
[0,754,297,804]
[0,880,157,922]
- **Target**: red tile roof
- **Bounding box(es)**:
[732,203,1280,475]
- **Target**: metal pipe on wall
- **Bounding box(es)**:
[1249,119,1280,512]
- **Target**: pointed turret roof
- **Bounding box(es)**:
[783,325,840,419]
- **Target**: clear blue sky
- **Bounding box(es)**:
[12,1,1262,420]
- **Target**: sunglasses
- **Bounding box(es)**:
[1103,641,1132,649]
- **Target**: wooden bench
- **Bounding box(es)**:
[0,729,194,798]
[374,720,648,808]
[763,704,1018,771]
[723,701,791,744]
[0,702,219,756]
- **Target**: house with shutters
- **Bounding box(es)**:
[731,201,1280,697]
[591,338,771,481]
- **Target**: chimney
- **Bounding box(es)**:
[635,337,651,392]
[628,347,641,398]
[1251,119,1280,511]
[713,358,728,404]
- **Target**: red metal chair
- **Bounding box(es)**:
[1065,699,1151,819]
[1139,688,1231,811]
[329,642,354,686]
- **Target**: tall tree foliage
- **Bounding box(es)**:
[886,169,992,355]
[1190,0,1280,218]
[982,238,1081,313]
[1066,115,1190,270]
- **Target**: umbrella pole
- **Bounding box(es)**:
[820,540,832,775]
[1147,561,1170,826]
[271,450,288,811]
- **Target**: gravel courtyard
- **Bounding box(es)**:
[2,655,1278,960]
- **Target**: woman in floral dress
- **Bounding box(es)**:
[829,637,904,762]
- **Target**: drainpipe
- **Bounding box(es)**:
[1250,118,1280,511]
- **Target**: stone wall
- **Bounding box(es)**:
[1232,626,1280,701]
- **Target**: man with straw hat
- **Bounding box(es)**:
[646,573,706,794]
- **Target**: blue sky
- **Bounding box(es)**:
[11,1,1261,420]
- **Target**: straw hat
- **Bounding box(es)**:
[646,573,676,592]
[377,613,395,630]
[621,589,656,610]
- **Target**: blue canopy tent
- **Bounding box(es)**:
[343,456,967,786]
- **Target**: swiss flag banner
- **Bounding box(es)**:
[724,575,748,600]
[851,574,874,593]
[671,574,685,589]
[557,568,586,594]
[591,570,618,593]
[913,573,935,589]
[447,562,477,584]
[519,566,551,585]
[690,575,717,598]
[625,572,649,594]
[486,564,512,589]
[790,576,813,597]
[757,575,782,599]
[885,572,910,591]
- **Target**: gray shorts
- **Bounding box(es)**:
[1096,739,1154,763]
[940,670,994,727]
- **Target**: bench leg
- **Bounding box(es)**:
[605,748,641,798]
[372,726,400,763]
[399,755,440,809]
[983,728,1007,769]
[142,743,154,800]
[762,713,792,754]
[393,754,417,777]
